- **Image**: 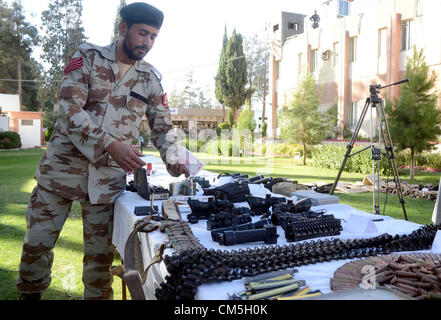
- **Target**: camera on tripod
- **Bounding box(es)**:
[330,79,410,220]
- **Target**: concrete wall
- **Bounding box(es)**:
[0,94,20,112]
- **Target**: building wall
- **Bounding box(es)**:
[0,94,20,112]
[7,111,44,148]
[271,0,441,139]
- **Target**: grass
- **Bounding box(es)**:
[0,149,126,300]
[0,148,439,300]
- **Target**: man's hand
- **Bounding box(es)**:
[106,141,146,172]
[168,163,190,178]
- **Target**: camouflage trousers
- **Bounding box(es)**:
[16,184,115,300]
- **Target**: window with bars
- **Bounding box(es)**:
[349,37,357,63]
[401,20,414,51]
[311,49,318,73]
[349,101,359,128]
[21,120,33,126]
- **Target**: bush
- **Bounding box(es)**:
[0,131,22,149]
[44,127,54,142]
[396,150,441,171]
[216,122,230,136]
[273,143,306,158]
[311,144,391,175]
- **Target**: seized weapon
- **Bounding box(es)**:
[246,194,286,215]
[272,198,312,214]
[210,218,272,241]
[206,211,252,231]
[215,224,279,246]
[186,198,251,223]
[203,181,251,203]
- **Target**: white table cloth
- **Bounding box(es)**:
[112,155,426,300]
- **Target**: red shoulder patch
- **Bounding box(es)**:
[162,93,169,108]
[63,56,83,75]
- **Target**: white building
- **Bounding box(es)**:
[0,94,44,149]
[269,0,441,139]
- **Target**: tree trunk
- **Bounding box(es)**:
[222,104,225,122]
[303,144,307,166]
[410,147,415,180]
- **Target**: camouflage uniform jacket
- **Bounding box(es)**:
[35,42,176,205]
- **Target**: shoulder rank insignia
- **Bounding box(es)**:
[63,56,83,75]
[162,93,169,108]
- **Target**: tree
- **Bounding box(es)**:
[385,47,441,180]
[221,29,248,122]
[236,105,256,133]
[243,34,270,111]
[0,1,42,110]
[181,71,199,108]
[111,0,126,43]
[279,72,336,165]
[40,0,87,105]
[215,25,228,121]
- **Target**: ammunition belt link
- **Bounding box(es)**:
[155,224,441,300]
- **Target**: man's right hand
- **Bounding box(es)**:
[105,141,146,172]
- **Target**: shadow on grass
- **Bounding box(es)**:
[0,268,84,300]
[0,221,85,255]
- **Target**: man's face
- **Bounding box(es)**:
[121,23,159,61]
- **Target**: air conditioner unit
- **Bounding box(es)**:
[321,50,331,61]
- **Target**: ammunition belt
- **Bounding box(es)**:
[161,220,205,254]
[279,215,343,242]
[155,224,440,300]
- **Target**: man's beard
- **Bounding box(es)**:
[122,37,149,61]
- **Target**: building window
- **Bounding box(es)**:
[338,0,350,17]
[349,101,359,128]
[273,24,279,32]
[275,60,280,80]
[333,42,340,69]
[378,28,387,57]
[401,20,414,51]
[349,37,357,63]
[288,22,299,31]
[21,120,33,126]
[311,49,318,73]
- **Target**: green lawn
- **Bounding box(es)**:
[0,148,438,300]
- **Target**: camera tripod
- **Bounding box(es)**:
[329,79,409,221]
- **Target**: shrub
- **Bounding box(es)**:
[45,127,54,142]
[273,143,305,158]
[0,131,22,149]
[216,122,230,136]
[311,144,391,175]
[396,150,441,171]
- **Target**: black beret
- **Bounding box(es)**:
[120,2,164,29]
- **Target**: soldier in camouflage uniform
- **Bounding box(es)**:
[16,2,188,300]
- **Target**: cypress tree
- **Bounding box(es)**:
[215,25,228,121]
[111,0,126,43]
[222,29,248,121]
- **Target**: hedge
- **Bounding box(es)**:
[311,144,391,175]
[0,131,22,149]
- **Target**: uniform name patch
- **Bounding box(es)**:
[63,56,84,75]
